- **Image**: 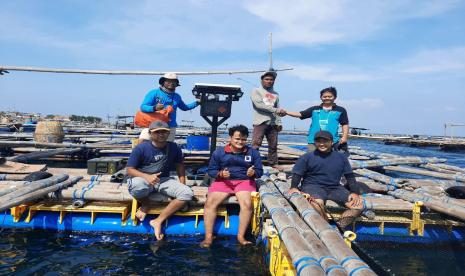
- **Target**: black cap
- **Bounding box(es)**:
[149,121,170,132]
[314,130,333,141]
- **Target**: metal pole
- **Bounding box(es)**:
[268,32,273,71]
[210,116,219,155]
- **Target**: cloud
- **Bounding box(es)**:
[287,64,376,82]
[400,47,465,74]
[1,0,460,56]
[338,98,384,109]
[243,0,460,46]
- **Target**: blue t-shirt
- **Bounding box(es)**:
[208,145,263,180]
[140,88,199,127]
[126,141,183,177]
[300,104,348,144]
[292,150,352,188]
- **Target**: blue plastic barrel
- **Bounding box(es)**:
[186,135,209,151]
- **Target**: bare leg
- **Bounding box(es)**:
[308,198,327,220]
[235,191,253,245]
[135,198,152,221]
[200,192,230,248]
[149,199,187,240]
[338,200,363,228]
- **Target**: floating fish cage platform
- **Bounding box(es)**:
[2,125,465,275]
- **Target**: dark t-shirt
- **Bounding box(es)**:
[126,141,183,177]
[292,150,352,188]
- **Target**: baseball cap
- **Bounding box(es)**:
[314,130,333,141]
[149,121,170,132]
[260,71,277,79]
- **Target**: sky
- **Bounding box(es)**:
[1,0,465,136]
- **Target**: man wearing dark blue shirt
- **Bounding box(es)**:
[127,121,194,240]
[200,125,263,248]
[288,130,362,228]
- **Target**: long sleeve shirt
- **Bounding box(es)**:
[208,145,263,180]
[250,87,282,126]
[140,87,199,127]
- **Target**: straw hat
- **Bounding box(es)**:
[159,72,180,86]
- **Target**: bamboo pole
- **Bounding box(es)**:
[0,176,82,211]
[265,177,376,276]
[385,166,465,182]
[420,164,465,176]
[0,174,69,206]
[0,140,129,149]
[7,148,82,163]
[260,184,346,275]
[428,163,465,174]
[259,184,326,275]
[354,169,406,188]
[0,174,27,181]
[399,178,464,189]
[0,65,293,75]
[388,189,465,221]
[0,181,28,197]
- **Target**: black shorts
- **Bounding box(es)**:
[301,185,350,205]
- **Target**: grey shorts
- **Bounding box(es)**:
[301,185,350,205]
[128,176,193,201]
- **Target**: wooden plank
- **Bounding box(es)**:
[0,161,47,174]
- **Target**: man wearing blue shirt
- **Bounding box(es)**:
[288,130,362,228]
[200,125,263,248]
[140,73,200,141]
[127,121,194,240]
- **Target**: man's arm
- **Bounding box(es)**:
[175,163,186,184]
[285,111,303,118]
[140,90,157,112]
[177,96,199,111]
[207,150,222,178]
[340,124,349,144]
[288,173,303,195]
[127,167,161,185]
[252,149,264,178]
[339,108,349,144]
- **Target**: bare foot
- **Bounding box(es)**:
[149,218,164,240]
[200,237,213,248]
[237,236,253,246]
[135,207,148,222]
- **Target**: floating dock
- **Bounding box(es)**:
[2,125,465,275]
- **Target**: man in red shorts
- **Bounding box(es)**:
[200,125,263,248]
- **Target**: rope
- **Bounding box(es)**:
[319,256,337,263]
[349,265,373,276]
[297,262,322,275]
[293,256,322,276]
[278,224,295,236]
[340,256,363,267]
[301,208,318,219]
[325,264,345,274]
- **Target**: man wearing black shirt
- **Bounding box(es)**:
[288,130,362,227]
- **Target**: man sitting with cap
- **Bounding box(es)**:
[287,130,363,228]
[140,72,200,142]
[127,120,194,240]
